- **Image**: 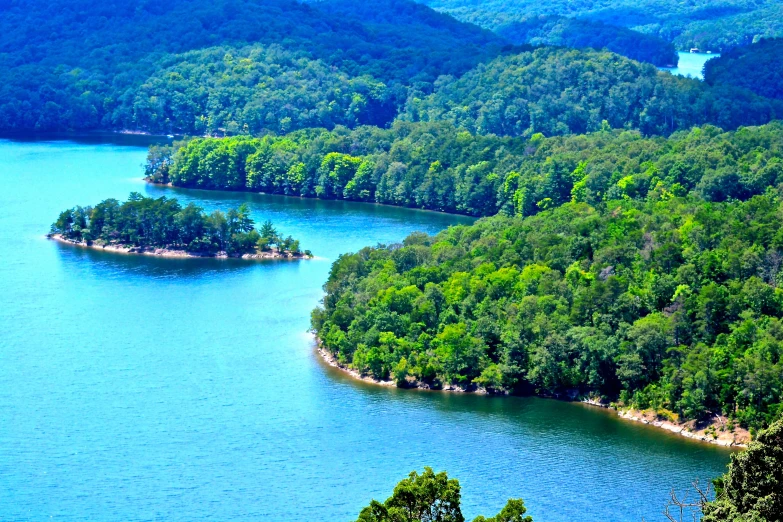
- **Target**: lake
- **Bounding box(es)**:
[661,52,720,80]
[0,137,732,521]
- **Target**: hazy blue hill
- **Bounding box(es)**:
[0,0,505,132]
[704,38,783,101]
[401,47,783,137]
[495,15,677,66]
[416,0,783,53]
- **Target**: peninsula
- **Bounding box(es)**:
[49,192,311,260]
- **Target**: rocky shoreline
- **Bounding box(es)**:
[317,346,489,394]
[49,234,309,260]
[316,345,749,447]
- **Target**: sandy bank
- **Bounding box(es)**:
[316,345,748,447]
[49,234,309,260]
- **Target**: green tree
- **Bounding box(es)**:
[355,468,532,522]
[702,416,783,522]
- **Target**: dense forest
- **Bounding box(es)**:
[402,47,782,138]
[417,0,783,52]
[312,192,783,430]
[121,45,396,135]
[4,0,782,136]
[704,39,783,102]
[0,0,503,133]
[147,121,783,217]
[50,193,308,257]
[494,16,677,66]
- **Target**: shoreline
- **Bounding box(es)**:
[49,234,309,260]
[145,179,479,221]
[316,345,749,448]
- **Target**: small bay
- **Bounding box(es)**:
[0,137,731,521]
[661,51,720,80]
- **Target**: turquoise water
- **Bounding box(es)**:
[661,52,720,80]
[0,137,732,521]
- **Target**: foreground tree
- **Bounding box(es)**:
[355,468,531,522]
[702,416,783,522]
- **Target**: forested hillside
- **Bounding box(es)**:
[495,16,677,66]
[121,46,395,135]
[417,0,783,52]
[402,48,782,138]
[0,0,503,133]
[704,38,783,102]
[313,193,783,431]
[148,121,783,218]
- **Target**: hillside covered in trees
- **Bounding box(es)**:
[402,47,782,138]
[147,121,783,217]
[0,0,504,133]
[417,0,783,52]
[4,0,782,137]
[494,16,677,66]
[312,192,783,431]
[704,38,783,102]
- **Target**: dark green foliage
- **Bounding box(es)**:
[702,416,783,521]
[0,0,503,132]
[149,121,783,217]
[402,48,782,138]
[674,6,783,52]
[49,193,304,256]
[418,0,783,53]
[496,16,677,66]
[312,192,783,429]
[705,39,783,102]
[355,468,531,522]
[125,45,395,135]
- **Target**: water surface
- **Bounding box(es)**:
[661,52,720,80]
[0,138,732,521]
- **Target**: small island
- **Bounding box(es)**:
[49,192,312,260]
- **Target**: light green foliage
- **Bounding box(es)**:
[154,121,783,218]
[355,468,531,522]
[313,192,783,429]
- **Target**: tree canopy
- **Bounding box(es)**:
[0,0,503,132]
[703,416,783,521]
[355,468,532,522]
[148,121,783,218]
[705,38,783,102]
[495,16,677,67]
[418,0,783,53]
[313,191,783,430]
[50,193,308,257]
[401,47,782,138]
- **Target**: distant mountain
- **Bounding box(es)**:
[401,47,782,137]
[416,0,783,53]
[495,15,677,66]
[704,38,783,101]
[0,0,505,132]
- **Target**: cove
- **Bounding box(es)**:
[660,52,720,80]
[0,137,732,521]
